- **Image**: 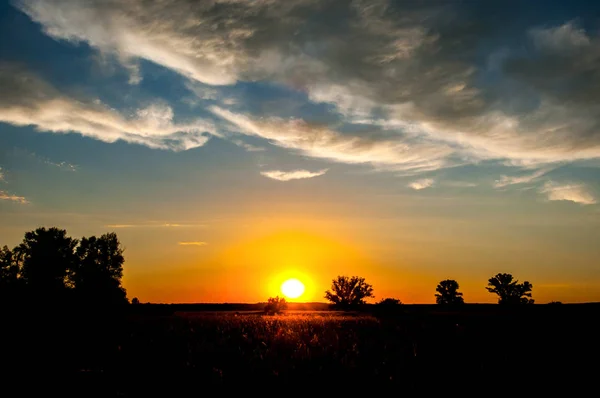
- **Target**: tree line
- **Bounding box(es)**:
[320,274,534,309]
[0,227,127,306]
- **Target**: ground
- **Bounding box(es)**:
[2,305,599,395]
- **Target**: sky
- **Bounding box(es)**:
[1,0,600,304]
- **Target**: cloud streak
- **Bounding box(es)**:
[0,63,214,151]
[540,182,596,205]
[178,241,208,246]
[494,168,552,188]
[211,107,455,173]
[408,178,434,190]
[105,223,207,228]
[0,191,29,204]
[261,169,328,181]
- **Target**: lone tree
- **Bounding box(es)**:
[435,279,464,305]
[376,297,402,306]
[486,273,534,304]
[264,296,287,314]
[324,275,374,309]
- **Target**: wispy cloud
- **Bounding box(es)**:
[443,181,477,188]
[260,169,328,182]
[540,181,596,205]
[0,168,4,182]
[494,168,552,188]
[0,64,214,151]
[409,178,434,190]
[0,191,29,204]
[211,107,455,173]
[178,241,208,246]
[12,148,77,171]
[105,223,207,228]
[231,139,265,152]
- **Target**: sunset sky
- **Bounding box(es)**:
[1,0,600,304]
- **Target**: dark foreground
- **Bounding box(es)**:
[2,304,599,396]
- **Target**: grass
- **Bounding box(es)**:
[3,306,600,395]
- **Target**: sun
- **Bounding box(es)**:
[281,278,305,299]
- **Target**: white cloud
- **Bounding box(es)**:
[0,64,214,151]
[540,182,596,205]
[0,168,4,182]
[260,169,328,181]
[178,241,208,246]
[231,139,265,152]
[211,107,455,173]
[13,1,600,175]
[105,223,207,228]
[409,178,434,190]
[494,168,551,188]
[0,191,29,204]
[443,181,477,188]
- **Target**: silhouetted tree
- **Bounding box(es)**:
[72,233,127,306]
[435,279,464,305]
[376,297,402,306]
[0,246,19,286]
[18,227,78,297]
[324,275,374,309]
[264,296,287,314]
[548,301,562,305]
[131,297,140,305]
[0,245,23,300]
[486,273,534,304]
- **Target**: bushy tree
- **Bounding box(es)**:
[486,273,534,304]
[435,279,464,305]
[264,296,287,314]
[18,227,78,295]
[72,233,127,305]
[377,297,402,306]
[1,227,128,306]
[131,297,140,305]
[324,275,374,308]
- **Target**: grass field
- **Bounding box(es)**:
[3,305,600,395]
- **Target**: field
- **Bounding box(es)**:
[3,305,600,395]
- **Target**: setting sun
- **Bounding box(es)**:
[281,278,305,299]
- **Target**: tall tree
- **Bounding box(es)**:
[18,227,78,295]
[72,233,127,305]
[324,275,374,308]
[435,279,464,305]
[486,273,534,304]
[0,246,19,286]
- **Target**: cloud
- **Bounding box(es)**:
[14,1,600,170]
[409,178,434,190]
[231,139,265,152]
[0,63,214,151]
[260,169,328,181]
[0,168,4,182]
[494,168,551,188]
[540,182,597,205]
[443,181,477,188]
[105,223,207,228]
[0,191,29,204]
[178,241,208,246]
[211,107,455,173]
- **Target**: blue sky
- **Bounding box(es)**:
[1,0,600,303]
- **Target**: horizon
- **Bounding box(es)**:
[2,0,600,305]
